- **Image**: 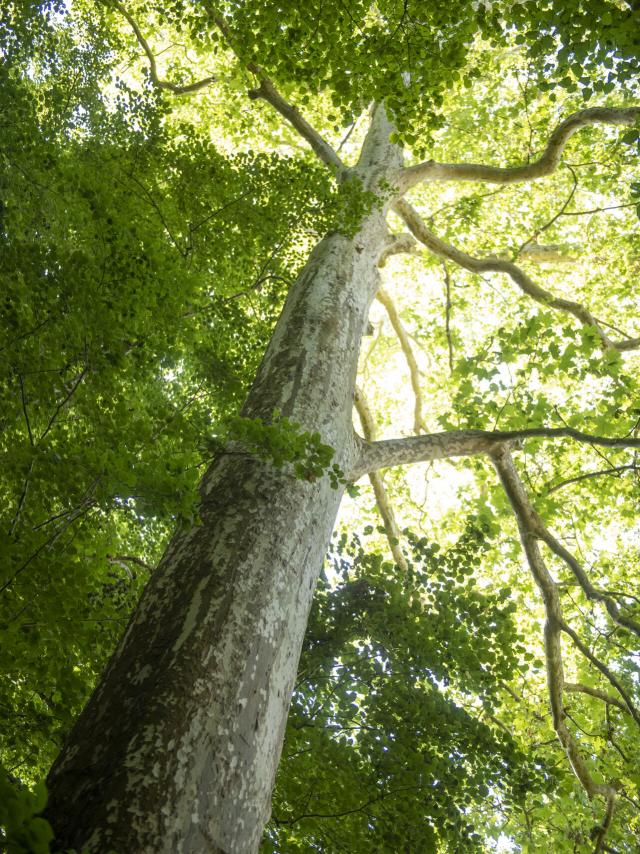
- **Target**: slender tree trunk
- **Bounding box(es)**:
[45,107,400,852]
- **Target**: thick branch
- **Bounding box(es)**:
[351,425,640,481]
[354,388,408,571]
[375,288,427,434]
[351,430,509,480]
[377,232,420,267]
[211,13,344,173]
[490,446,618,843]
[397,107,640,192]
[394,199,640,352]
[247,78,345,173]
[115,3,218,94]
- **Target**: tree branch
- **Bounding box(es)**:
[442,262,454,373]
[560,621,640,725]
[39,366,88,443]
[493,444,640,638]
[537,528,640,638]
[211,13,345,173]
[377,232,419,267]
[106,554,153,574]
[490,446,618,847]
[115,2,218,94]
[247,77,346,173]
[0,498,96,597]
[351,425,640,481]
[513,163,578,258]
[396,107,640,192]
[350,429,509,480]
[8,461,34,537]
[564,682,631,715]
[354,387,408,571]
[546,463,640,494]
[375,288,427,434]
[15,369,34,446]
[393,199,640,352]
[514,242,580,265]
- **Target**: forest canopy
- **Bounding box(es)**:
[1,1,639,851]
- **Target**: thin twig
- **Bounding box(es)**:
[15,370,34,446]
[40,366,88,442]
[546,463,639,494]
[115,2,218,94]
[8,461,34,536]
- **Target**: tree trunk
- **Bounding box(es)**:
[44,109,400,849]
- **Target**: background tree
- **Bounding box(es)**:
[1,1,639,851]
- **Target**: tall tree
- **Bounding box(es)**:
[1,1,639,851]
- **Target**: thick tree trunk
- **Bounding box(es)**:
[45,104,401,854]
[45,219,393,854]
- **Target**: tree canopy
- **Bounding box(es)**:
[1,1,639,851]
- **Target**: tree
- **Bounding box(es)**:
[1,0,639,851]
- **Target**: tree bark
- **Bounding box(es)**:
[44,109,398,851]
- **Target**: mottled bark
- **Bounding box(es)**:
[44,109,399,853]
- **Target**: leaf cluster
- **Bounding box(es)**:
[205,412,351,490]
[0,771,53,854]
[266,522,551,851]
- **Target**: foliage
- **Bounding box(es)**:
[0,770,53,854]
[267,525,552,851]
[0,3,359,782]
[1,0,639,851]
[204,412,353,490]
